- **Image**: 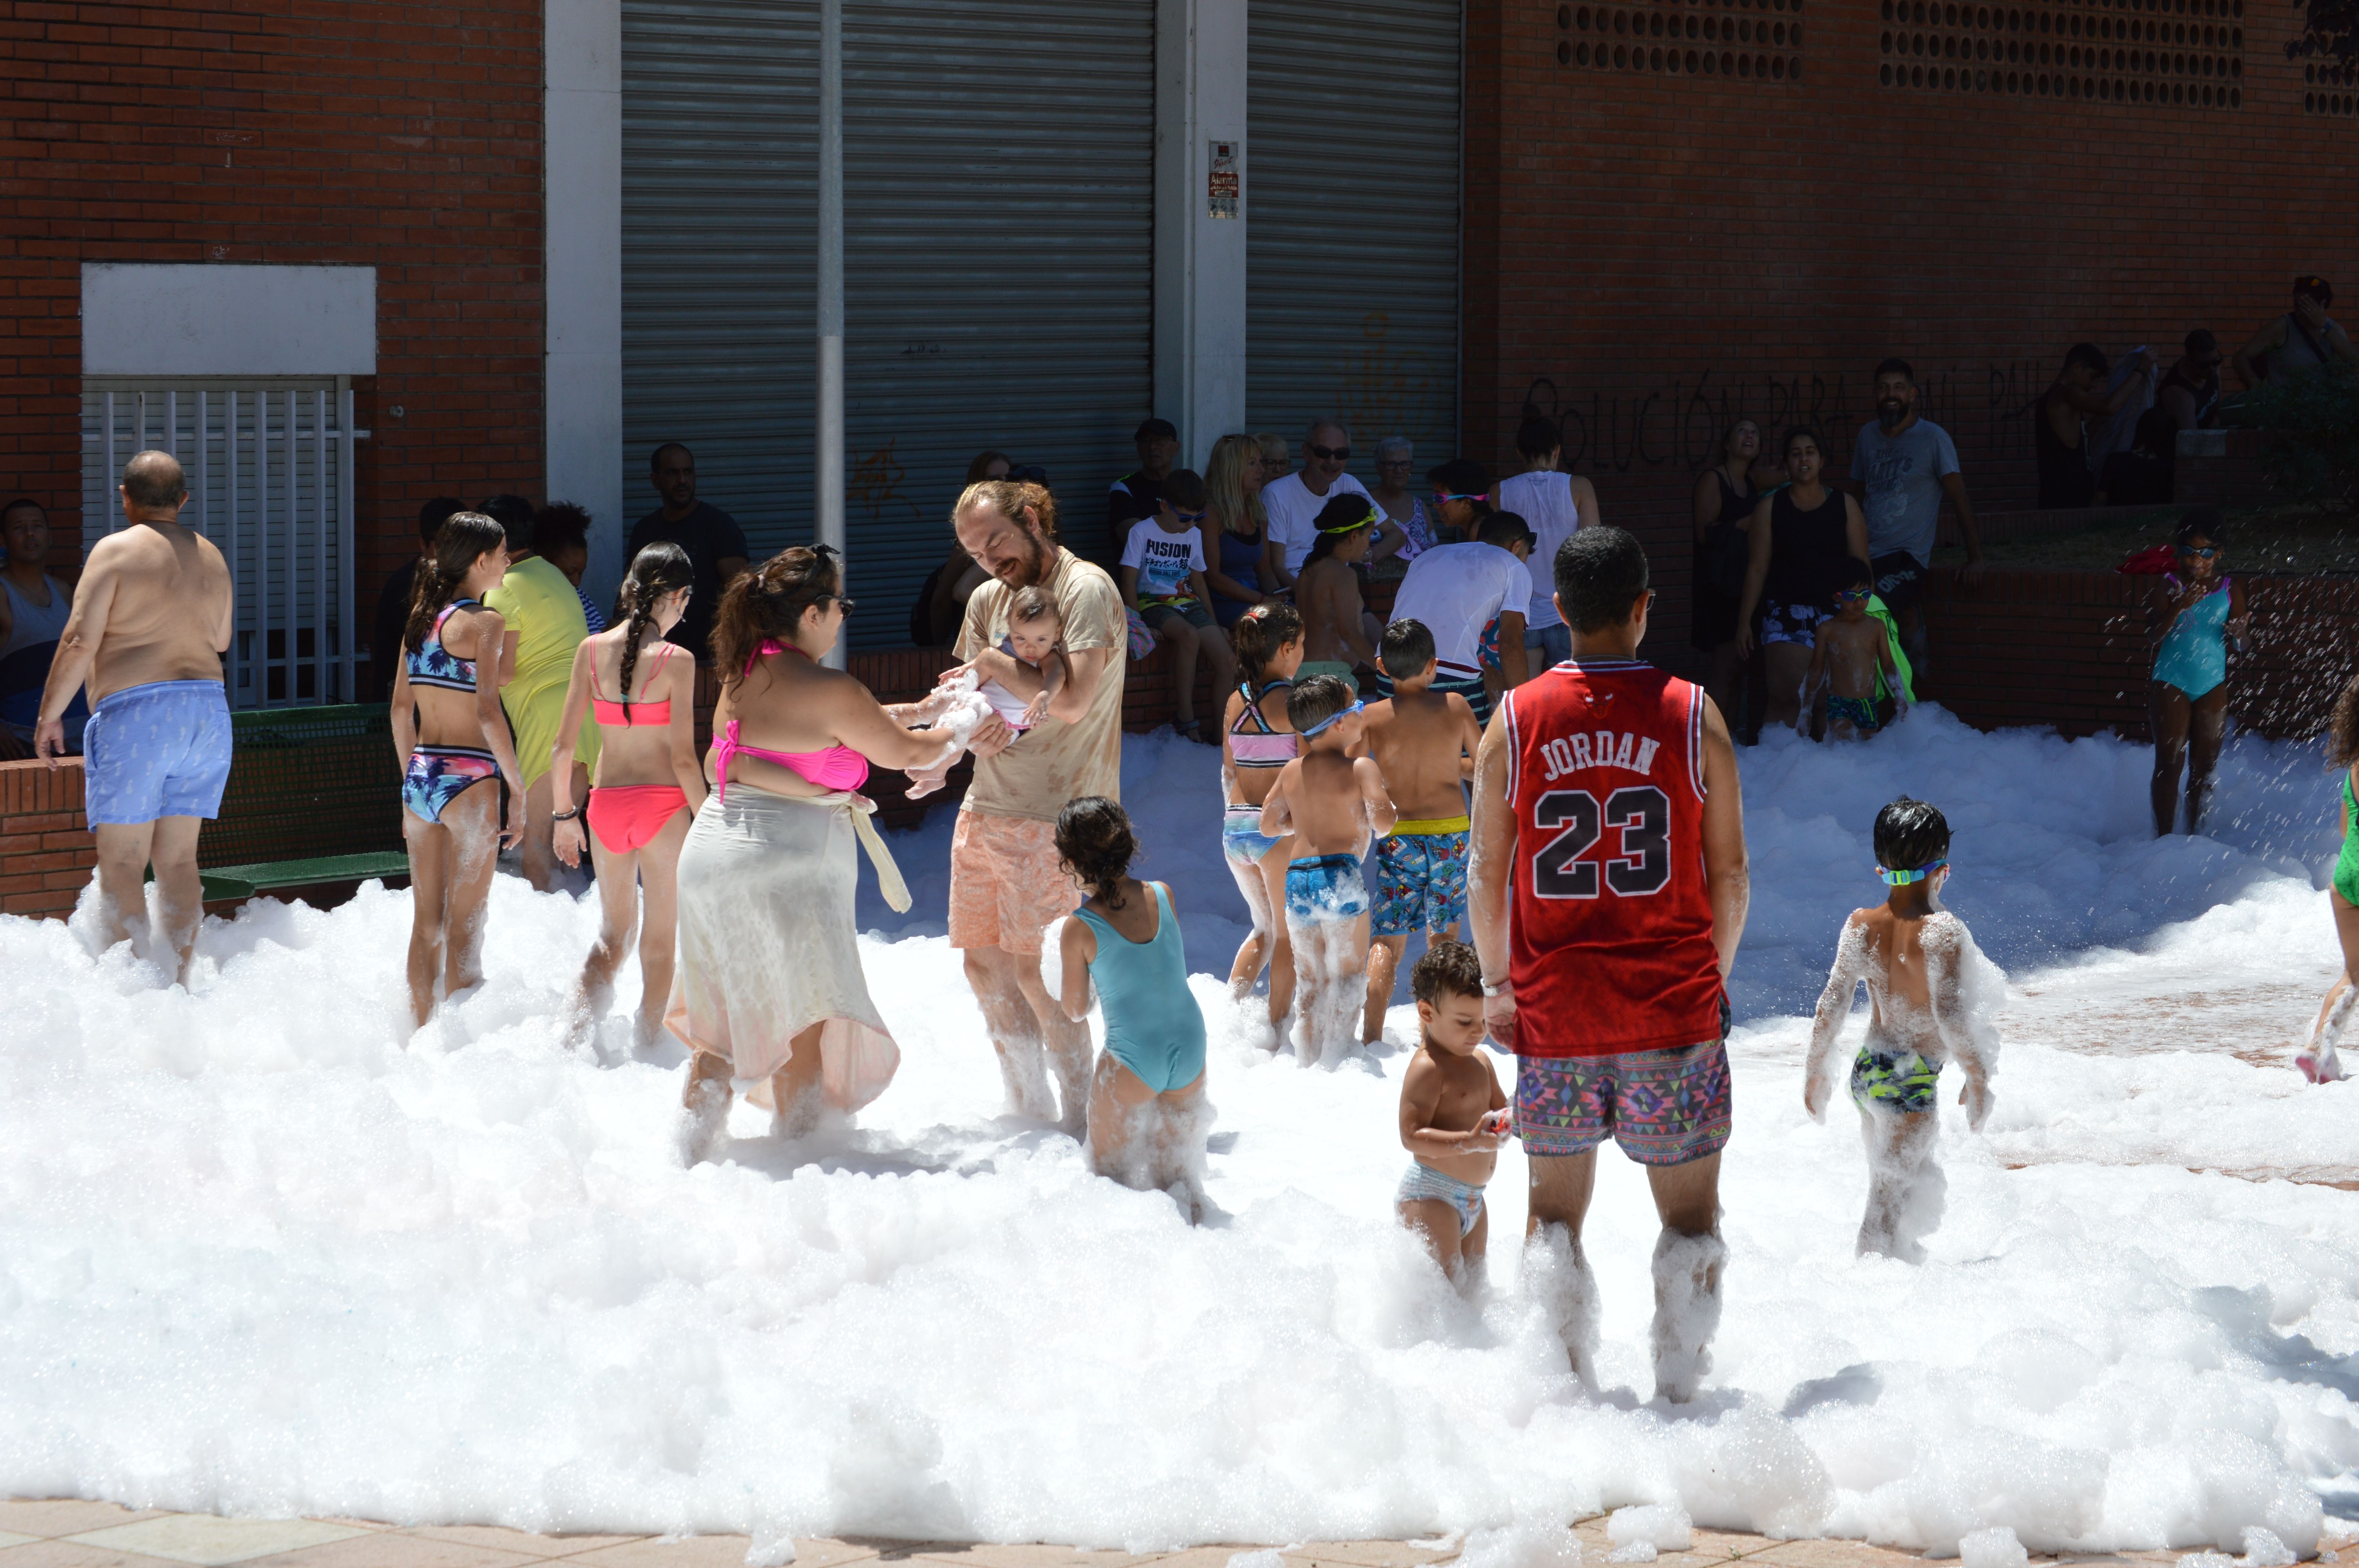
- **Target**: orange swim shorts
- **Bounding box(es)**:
[948,808,1081,955]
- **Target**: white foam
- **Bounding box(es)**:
[1959,1525,2028,1568]
[1606,1504,1692,1551]
[0,711,2353,1552]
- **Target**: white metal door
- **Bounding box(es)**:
[81,378,358,708]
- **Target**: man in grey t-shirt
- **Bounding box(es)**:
[1849,358,1985,675]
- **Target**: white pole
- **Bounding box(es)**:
[816,0,847,669]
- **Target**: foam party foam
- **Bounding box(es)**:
[1,704,2355,1553]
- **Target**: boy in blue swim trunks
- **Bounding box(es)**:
[1396,939,1507,1287]
[35,451,234,987]
[1803,797,2000,1261]
[1360,619,1482,1046]
[1260,673,1396,1067]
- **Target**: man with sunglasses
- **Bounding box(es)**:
[1261,419,1375,593]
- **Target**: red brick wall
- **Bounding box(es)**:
[1464,0,2354,656]
[0,0,545,630]
[0,759,93,918]
[1920,566,2359,738]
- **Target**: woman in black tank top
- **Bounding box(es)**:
[1690,417,1761,724]
[1735,426,1869,731]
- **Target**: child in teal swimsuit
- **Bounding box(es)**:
[1055,796,1214,1218]
[2149,510,2249,837]
[2302,678,2359,1084]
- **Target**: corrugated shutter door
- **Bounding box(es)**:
[621,0,1155,648]
[1247,0,1463,477]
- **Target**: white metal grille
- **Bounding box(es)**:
[81,378,358,708]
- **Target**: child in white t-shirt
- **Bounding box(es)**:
[1118,468,1235,742]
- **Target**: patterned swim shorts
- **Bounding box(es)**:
[1372,826,1469,937]
[1514,1038,1733,1165]
[1851,1044,1940,1115]
[1284,853,1369,925]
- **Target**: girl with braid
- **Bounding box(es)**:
[550,543,707,1052]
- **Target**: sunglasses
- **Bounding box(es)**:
[1834,588,1871,604]
[1433,491,1487,505]
[1170,508,1207,524]
[2177,546,2219,559]
[821,594,856,614]
[1308,443,1352,462]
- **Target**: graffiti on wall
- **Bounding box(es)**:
[1520,360,2061,474]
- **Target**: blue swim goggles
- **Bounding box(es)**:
[1877,858,1948,886]
[1300,700,1365,738]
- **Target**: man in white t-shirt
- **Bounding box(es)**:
[1385,512,1534,726]
[1261,418,1373,590]
[1494,412,1601,671]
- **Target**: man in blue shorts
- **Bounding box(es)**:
[36,450,234,986]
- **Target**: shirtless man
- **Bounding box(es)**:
[1802,797,1998,1261]
[1359,618,1482,1044]
[1294,494,1383,694]
[36,451,234,985]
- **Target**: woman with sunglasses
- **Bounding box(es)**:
[2148,509,2248,837]
[1735,426,1870,733]
[671,545,963,1165]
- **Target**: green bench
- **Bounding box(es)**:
[196,704,410,901]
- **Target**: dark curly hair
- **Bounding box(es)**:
[1410,938,1483,1005]
[1055,795,1138,911]
[712,544,841,686]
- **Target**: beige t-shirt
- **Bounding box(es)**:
[955,548,1127,820]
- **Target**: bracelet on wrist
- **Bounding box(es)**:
[551,807,581,822]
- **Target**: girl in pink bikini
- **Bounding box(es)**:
[672,544,969,1164]
[549,542,706,1053]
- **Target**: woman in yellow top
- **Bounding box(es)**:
[482,495,602,890]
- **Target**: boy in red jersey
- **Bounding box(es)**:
[1468,526,1750,1403]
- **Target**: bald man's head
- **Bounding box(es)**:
[122,450,188,511]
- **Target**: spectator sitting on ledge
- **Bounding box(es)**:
[1109,418,1180,567]
[2232,275,2359,389]
[2157,329,2225,432]
[2038,343,2153,511]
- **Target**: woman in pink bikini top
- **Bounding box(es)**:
[670,545,979,1164]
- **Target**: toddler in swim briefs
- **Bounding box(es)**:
[1394,940,1506,1286]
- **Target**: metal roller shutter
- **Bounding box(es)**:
[620,0,1155,648]
[1246,0,1463,477]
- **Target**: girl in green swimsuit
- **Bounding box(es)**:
[2304,674,2359,1083]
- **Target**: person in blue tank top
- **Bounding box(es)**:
[1054,796,1212,1220]
[2148,509,2248,837]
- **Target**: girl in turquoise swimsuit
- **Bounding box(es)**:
[2302,677,2359,1084]
[1054,796,1212,1219]
[2148,510,2249,837]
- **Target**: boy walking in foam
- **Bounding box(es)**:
[1360,619,1482,1045]
[1469,526,1749,1403]
[1803,798,2000,1261]
[1799,560,1906,740]
[1259,674,1397,1066]
[35,452,234,987]
[1396,938,1508,1288]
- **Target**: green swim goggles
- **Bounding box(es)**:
[1877,858,1948,886]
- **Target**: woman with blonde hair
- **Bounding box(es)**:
[1203,432,1274,628]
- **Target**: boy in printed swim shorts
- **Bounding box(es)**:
[35,450,234,987]
[1360,619,1482,1046]
[1803,797,1999,1261]
[1800,559,1906,741]
[1259,673,1396,1067]
[1396,938,1508,1287]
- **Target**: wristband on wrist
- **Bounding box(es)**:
[1482,978,1510,998]
[551,807,581,822]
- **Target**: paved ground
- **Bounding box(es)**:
[10,1501,2339,1568]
